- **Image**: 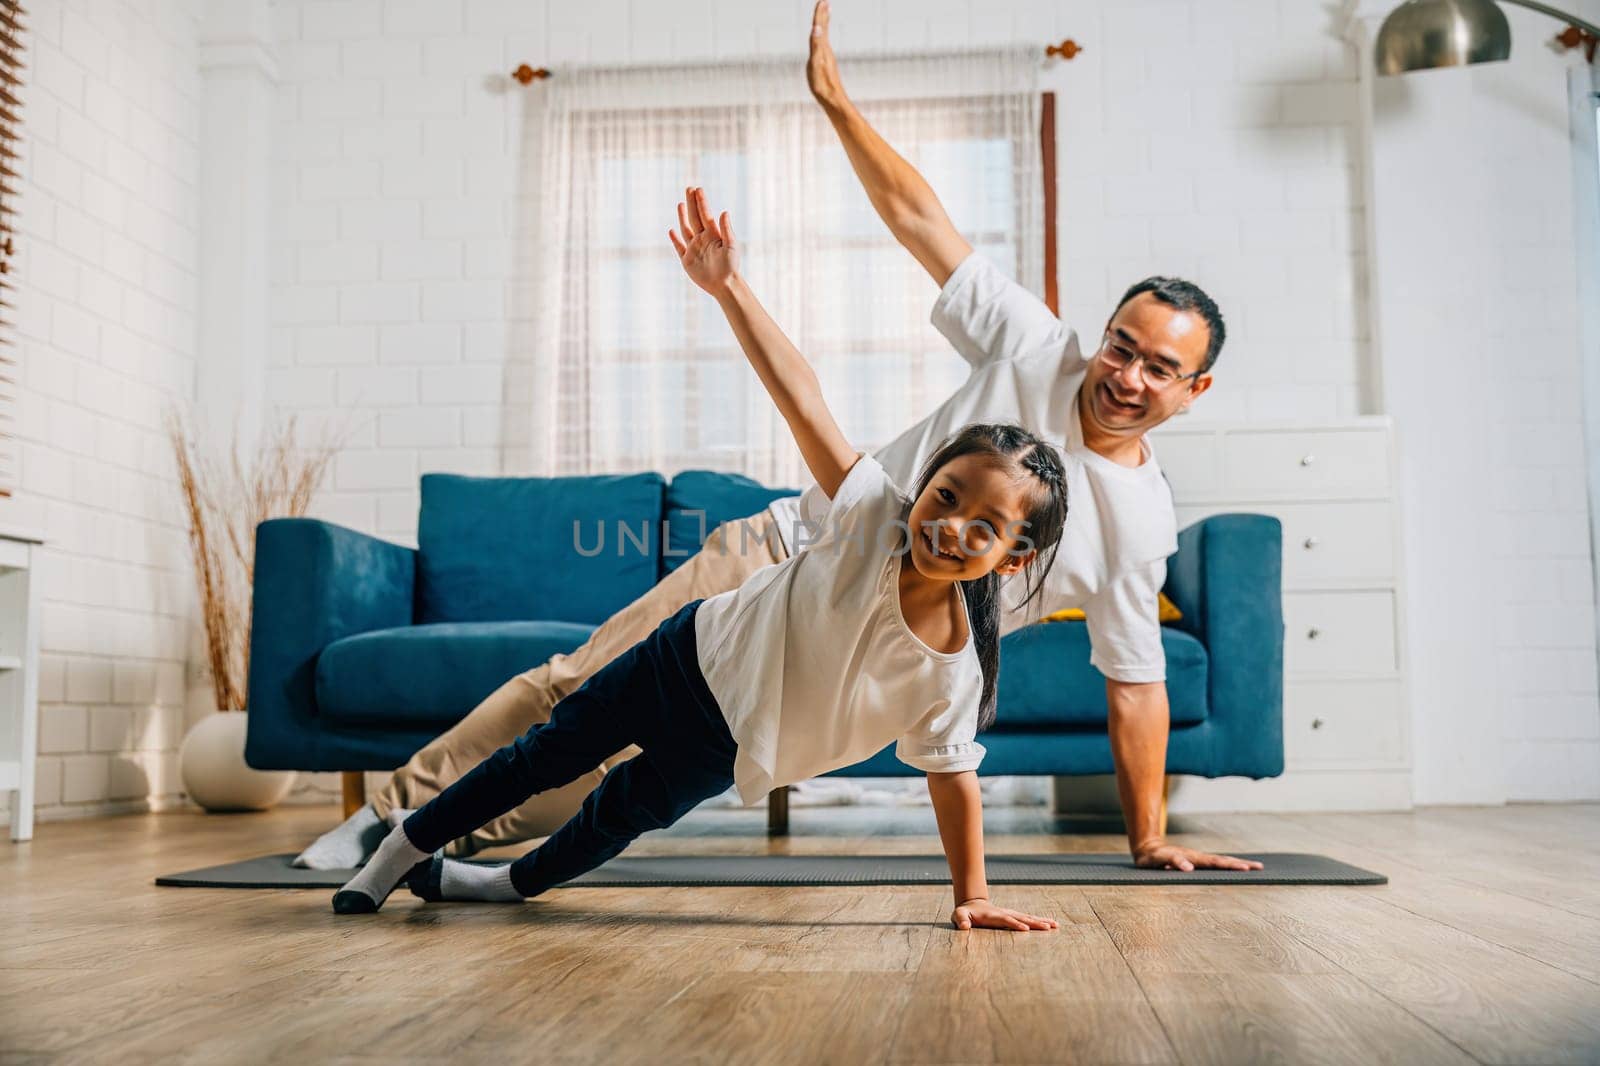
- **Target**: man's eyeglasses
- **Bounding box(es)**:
[1096,333,1202,391]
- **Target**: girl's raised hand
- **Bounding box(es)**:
[951,899,1059,933]
[670,186,739,296]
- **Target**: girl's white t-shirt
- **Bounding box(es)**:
[694,454,986,807]
[766,252,1179,684]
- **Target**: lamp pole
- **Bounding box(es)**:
[1501,0,1600,38]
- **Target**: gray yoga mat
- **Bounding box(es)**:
[155,852,1385,889]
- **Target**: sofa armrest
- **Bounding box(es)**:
[245,518,416,770]
[1163,513,1284,778]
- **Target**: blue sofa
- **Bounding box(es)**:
[246,471,1284,824]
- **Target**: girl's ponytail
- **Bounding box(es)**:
[911,423,1070,732]
[958,572,1003,731]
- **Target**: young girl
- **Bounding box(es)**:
[333,188,1065,933]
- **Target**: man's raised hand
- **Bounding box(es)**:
[806,1,846,111]
[669,186,738,297]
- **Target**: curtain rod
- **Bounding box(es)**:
[510,39,1082,85]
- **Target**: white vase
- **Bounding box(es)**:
[180,711,295,812]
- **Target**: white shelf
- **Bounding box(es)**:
[0,536,39,840]
[1161,420,1411,811]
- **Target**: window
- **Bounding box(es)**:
[512,56,1045,488]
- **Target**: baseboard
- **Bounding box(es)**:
[28,794,190,824]
[1052,769,1415,815]
[1167,769,1414,813]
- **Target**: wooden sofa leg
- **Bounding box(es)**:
[1158,775,1172,837]
[767,784,789,837]
[341,771,367,819]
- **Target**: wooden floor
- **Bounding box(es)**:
[2,802,1598,1065]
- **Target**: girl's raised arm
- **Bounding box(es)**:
[670,186,858,499]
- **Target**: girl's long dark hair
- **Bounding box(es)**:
[910,423,1068,732]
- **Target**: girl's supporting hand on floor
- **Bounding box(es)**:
[951,897,1059,932]
[928,771,1058,932]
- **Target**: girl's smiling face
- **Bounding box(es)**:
[905,453,1039,582]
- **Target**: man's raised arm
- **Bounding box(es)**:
[806,0,972,287]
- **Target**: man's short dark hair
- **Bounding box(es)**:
[1112,277,1226,375]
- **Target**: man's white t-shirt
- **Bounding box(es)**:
[696,455,986,807]
[766,252,1178,683]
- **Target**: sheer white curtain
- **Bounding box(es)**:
[503,50,1043,484]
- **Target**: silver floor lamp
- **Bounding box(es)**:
[1373,0,1600,73]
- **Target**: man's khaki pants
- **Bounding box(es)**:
[368,511,789,857]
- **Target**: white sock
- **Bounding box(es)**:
[385,806,415,829]
[292,803,387,870]
[409,857,524,903]
[332,825,429,914]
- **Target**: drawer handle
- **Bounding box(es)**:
[1303,536,1319,550]
[1300,454,1316,467]
[1311,717,1325,730]
[1307,626,1321,640]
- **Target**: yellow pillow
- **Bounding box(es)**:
[1043,592,1182,624]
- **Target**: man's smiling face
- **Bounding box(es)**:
[1081,291,1215,438]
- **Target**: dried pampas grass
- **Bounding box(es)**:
[168,413,342,711]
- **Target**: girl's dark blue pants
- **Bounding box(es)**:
[401,599,736,898]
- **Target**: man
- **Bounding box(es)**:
[295,0,1258,875]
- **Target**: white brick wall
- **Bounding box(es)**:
[0,0,201,822]
[1051,1,1368,425]
[267,0,1371,543]
[1478,19,1599,800]
[1357,1,1600,804]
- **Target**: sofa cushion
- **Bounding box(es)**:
[316,621,596,729]
[995,622,1209,728]
[662,470,800,574]
[416,472,665,626]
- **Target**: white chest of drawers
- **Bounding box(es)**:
[1151,417,1413,811]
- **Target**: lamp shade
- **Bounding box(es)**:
[1373,0,1512,74]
